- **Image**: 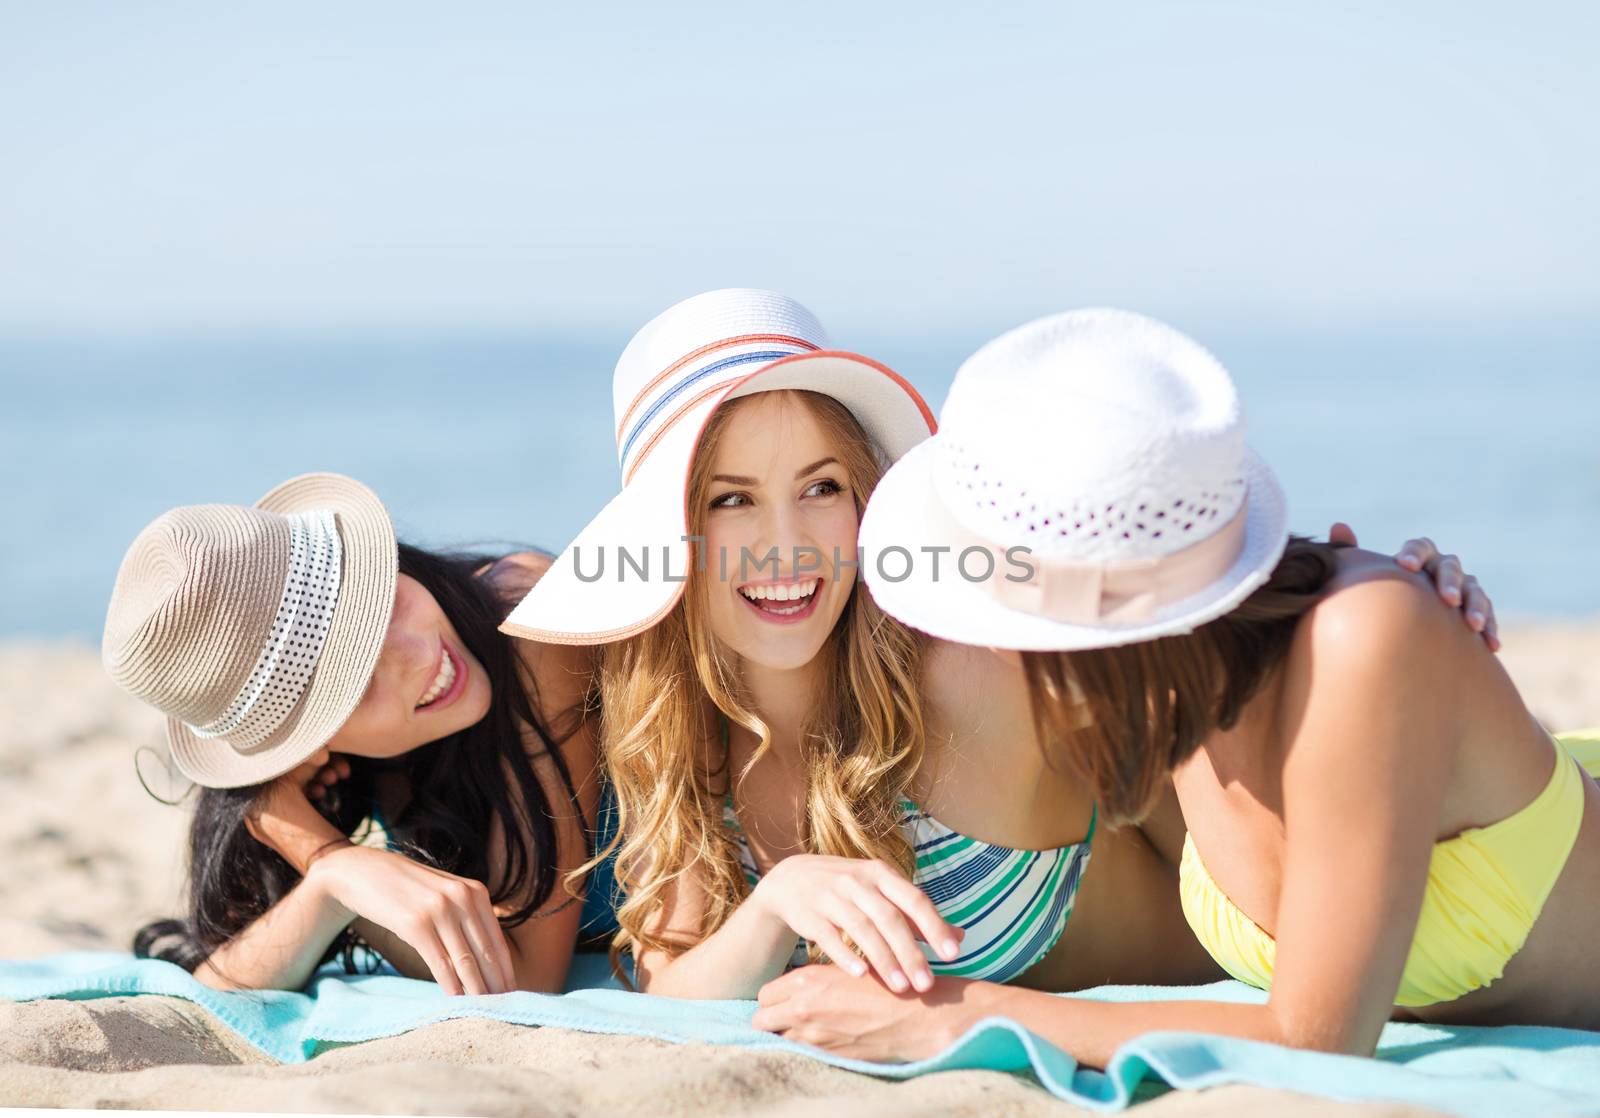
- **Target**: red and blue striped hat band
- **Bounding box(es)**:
[500,288,936,645]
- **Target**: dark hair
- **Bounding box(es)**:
[134,543,584,976]
[1021,536,1341,825]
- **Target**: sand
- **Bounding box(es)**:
[2,625,1595,1116]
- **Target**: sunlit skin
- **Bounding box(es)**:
[703,392,860,673]
[753,554,1593,1065]
[322,573,494,760]
[634,391,1500,1005]
[193,555,598,998]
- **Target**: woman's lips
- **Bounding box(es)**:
[737,579,824,626]
[416,641,469,713]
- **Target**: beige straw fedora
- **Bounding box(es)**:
[102,472,397,789]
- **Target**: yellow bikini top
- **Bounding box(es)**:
[1179,730,1600,1008]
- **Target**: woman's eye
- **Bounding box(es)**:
[803,478,844,499]
[711,491,750,509]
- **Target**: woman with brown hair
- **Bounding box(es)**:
[753,309,1597,1062]
[503,291,1493,1002]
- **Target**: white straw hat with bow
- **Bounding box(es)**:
[858,308,1289,650]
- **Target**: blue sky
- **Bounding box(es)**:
[1,1,1595,339]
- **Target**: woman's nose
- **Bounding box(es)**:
[752,503,810,565]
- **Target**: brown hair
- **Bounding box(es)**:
[591,390,926,969]
[1021,537,1341,824]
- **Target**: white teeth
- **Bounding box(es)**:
[416,647,456,708]
[738,579,819,604]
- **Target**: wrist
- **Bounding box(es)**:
[747,870,790,926]
[945,977,993,1036]
[257,799,349,875]
[745,873,806,949]
[304,843,360,919]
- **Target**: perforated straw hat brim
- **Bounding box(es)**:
[164,474,397,788]
[501,351,936,645]
[858,440,1289,651]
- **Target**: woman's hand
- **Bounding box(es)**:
[1329,523,1499,651]
[244,750,340,863]
[307,843,517,997]
[750,855,962,994]
[753,964,974,1061]
[302,752,351,804]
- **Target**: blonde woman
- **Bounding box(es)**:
[754,310,1591,1064]
[504,291,1496,1000]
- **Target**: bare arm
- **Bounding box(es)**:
[233,779,518,993]
[758,577,1459,1062]
[633,866,808,999]
[481,554,607,991]
[192,871,356,992]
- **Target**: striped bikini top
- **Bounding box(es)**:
[723,797,1096,983]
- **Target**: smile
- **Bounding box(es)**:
[737,578,823,624]
[415,641,467,711]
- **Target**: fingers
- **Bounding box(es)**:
[464,882,514,994]
[757,969,802,1008]
[1395,540,1498,647]
[1462,575,1487,631]
[1394,536,1437,574]
[434,917,491,997]
[751,999,796,1034]
[407,925,465,997]
[1431,553,1465,607]
[823,895,911,992]
[844,876,934,991]
[800,921,868,980]
[871,871,962,962]
[1328,522,1358,548]
[289,749,332,789]
[306,756,350,802]
[1462,575,1501,650]
[488,908,517,995]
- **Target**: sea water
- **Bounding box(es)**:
[3,320,1595,637]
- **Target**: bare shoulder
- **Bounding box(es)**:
[1296,548,1457,667]
[483,552,595,724]
[1278,548,1470,770]
[921,637,1031,738]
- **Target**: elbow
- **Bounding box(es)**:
[191,961,244,993]
[193,960,298,995]
[1267,1008,1378,1057]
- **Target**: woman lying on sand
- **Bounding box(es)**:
[754,309,1598,1061]
[502,290,1495,1001]
[102,473,602,994]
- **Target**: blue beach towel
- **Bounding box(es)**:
[3,953,1598,1117]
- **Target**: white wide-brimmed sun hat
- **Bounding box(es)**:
[500,288,937,645]
[102,473,398,788]
[858,308,1290,651]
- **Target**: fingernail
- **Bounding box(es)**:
[849,960,867,977]
[941,940,960,960]
[888,971,908,993]
[1468,610,1485,628]
[915,969,934,991]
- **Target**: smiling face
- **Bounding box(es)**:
[693,391,867,673]
[324,573,493,758]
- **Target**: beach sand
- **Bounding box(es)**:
[2,626,1595,1115]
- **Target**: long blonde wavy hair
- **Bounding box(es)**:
[591,389,927,971]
